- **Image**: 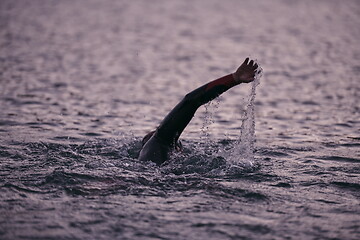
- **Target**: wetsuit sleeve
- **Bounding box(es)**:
[191,74,237,106]
[155,74,238,145]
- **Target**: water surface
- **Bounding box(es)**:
[1,0,359,239]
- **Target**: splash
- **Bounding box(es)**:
[229,61,263,167]
[200,99,220,154]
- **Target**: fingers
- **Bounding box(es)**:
[242,57,261,72]
[254,63,259,72]
[245,58,258,67]
[249,59,259,71]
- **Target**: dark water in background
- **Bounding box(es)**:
[1,0,359,239]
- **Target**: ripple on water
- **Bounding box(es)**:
[315,155,360,163]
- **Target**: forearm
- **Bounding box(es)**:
[204,73,238,92]
[185,73,238,106]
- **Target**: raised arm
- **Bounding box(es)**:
[156,58,260,143]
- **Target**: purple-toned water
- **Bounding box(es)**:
[1,0,359,239]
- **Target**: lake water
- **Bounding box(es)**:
[1,0,359,239]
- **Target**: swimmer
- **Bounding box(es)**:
[139,58,260,165]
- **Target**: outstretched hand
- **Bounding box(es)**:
[233,58,260,83]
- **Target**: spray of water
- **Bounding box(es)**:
[229,61,263,168]
[200,99,220,154]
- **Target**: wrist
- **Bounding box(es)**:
[232,72,241,84]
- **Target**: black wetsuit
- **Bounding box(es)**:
[139,74,239,165]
